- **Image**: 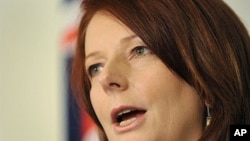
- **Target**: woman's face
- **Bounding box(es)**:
[85,13,204,141]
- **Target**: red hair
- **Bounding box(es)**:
[71,0,250,140]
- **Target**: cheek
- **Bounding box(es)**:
[133,66,181,100]
[136,64,203,116]
[89,87,107,120]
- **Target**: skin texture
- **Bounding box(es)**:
[84,13,204,141]
[72,1,250,140]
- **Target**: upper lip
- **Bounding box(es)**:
[111,105,147,124]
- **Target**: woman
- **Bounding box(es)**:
[71,0,250,141]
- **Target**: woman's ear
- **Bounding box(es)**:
[205,101,210,107]
[204,95,214,108]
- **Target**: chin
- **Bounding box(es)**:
[108,131,158,141]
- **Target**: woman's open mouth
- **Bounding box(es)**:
[111,106,147,133]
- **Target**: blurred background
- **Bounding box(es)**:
[0,0,249,141]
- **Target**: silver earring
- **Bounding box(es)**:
[206,105,212,127]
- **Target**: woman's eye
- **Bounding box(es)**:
[88,64,103,77]
[132,46,151,58]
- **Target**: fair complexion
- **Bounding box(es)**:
[85,12,204,141]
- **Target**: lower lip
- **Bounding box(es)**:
[113,112,147,133]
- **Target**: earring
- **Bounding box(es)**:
[206,105,212,127]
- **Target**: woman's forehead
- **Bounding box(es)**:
[85,13,137,54]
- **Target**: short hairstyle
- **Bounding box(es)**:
[71,0,250,140]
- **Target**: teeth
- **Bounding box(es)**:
[119,117,137,126]
[117,109,134,116]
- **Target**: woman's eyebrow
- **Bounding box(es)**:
[85,35,142,62]
[86,35,139,59]
[120,34,139,46]
[85,51,101,61]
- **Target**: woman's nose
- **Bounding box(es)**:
[98,61,129,93]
